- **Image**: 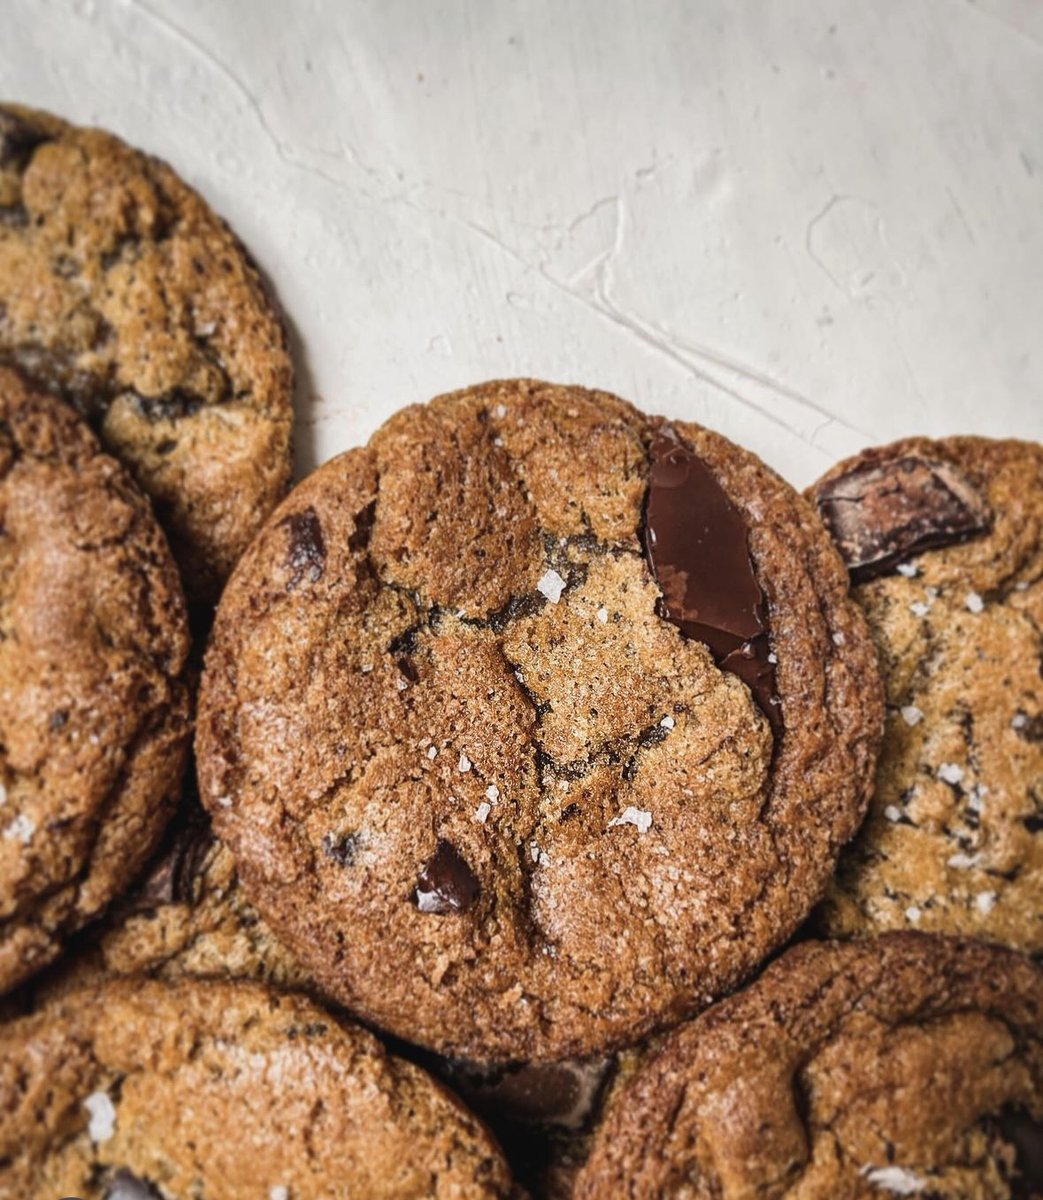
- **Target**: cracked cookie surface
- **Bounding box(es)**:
[0,368,190,995]
[196,378,882,1061]
[810,438,1043,953]
[575,934,1043,1200]
[0,976,518,1199]
[0,103,293,605]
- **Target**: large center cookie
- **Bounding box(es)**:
[197,379,882,1061]
[0,104,294,604]
[575,934,1043,1198]
[0,978,517,1198]
[0,368,191,995]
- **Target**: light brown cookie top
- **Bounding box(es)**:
[0,976,519,1199]
[575,934,1043,1199]
[809,437,1043,953]
[196,378,882,1062]
[0,103,294,605]
[0,368,191,995]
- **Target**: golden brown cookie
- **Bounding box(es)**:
[0,976,518,1198]
[0,368,190,995]
[196,378,882,1062]
[809,438,1043,953]
[575,934,1043,1199]
[0,103,294,605]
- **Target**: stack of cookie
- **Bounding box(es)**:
[0,106,1039,1200]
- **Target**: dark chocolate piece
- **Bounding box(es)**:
[129,816,214,911]
[813,453,991,582]
[445,1056,612,1131]
[133,388,205,423]
[280,507,326,590]
[414,840,479,914]
[104,1169,163,1200]
[991,1108,1043,1198]
[642,425,780,733]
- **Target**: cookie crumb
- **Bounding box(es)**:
[899,705,923,726]
[609,806,653,834]
[537,569,567,603]
[83,1091,116,1142]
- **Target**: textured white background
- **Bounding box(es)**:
[3,0,1041,485]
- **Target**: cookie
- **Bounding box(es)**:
[196,378,882,1062]
[0,368,191,995]
[29,801,312,1003]
[0,103,294,605]
[575,933,1043,1198]
[809,438,1043,952]
[0,976,518,1198]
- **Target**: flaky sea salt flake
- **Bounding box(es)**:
[475,802,491,824]
[3,814,35,844]
[84,1091,116,1142]
[609,806,653,834]
[900,705,923,727]
[937,762,964,786]
[859,1164,927,1195]
[965,592,985,613]
[536,569,567,603]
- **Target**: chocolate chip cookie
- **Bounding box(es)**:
[197,378,882,1062]
[0,103,294,605]
[810,438,1043,953]
[0,976,518,1198]
[30,801,312,1003]
[0,368,191,995]
[576,933,1043,1199]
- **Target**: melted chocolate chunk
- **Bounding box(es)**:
[0,110,50,168]
[446,1057,612,1131]
[129,816,214,911]
[104,1169,163,1200]
[642,425,780,733]
[414,840,479,914]
[813,453,992,582]
[991,1108,1043,1198]
[280,506,326,590]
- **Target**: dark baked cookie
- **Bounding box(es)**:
[809,438,1043,953]
[0,103,294,604]
[0,976,518,1198]
[576,934,1043,1199]
[0,368,190,995]
[197,378,882,1061]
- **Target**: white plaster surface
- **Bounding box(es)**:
[3,0,1041,485]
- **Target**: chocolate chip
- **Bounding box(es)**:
[322,831,360,866]
[642,425,780,734]
[445,1057,612,1130]
[103,1169,163,1200]
[990,1108,1043,1198]
[0,110,49,168]
[414,840,479,914]
[279,506,326,590]
[813,452,992,582]
[129,816,214,911]
[133,388,204,423]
